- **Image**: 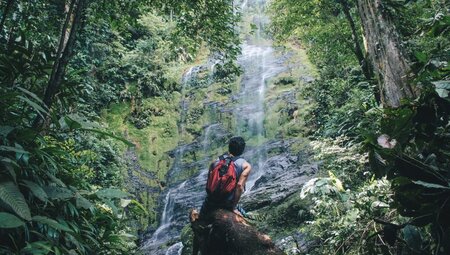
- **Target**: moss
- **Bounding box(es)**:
[180,224,194,255]
[262,41,318,140]
[254,193,312,240]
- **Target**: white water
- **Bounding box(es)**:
[235,1,285,192]
[165,242,183,255]
[141,181,187,253]
[203,123,220,153]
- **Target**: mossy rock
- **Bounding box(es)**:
[180,224,194,255]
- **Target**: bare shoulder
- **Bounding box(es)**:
[242,161,251,170]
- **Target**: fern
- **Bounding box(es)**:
[0,181,31,221]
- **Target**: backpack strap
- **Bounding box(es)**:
[220,153,239,162]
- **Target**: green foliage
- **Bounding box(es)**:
[0,212,25,229]
[0,181,32,221]
[300,175,401,254]
[269,0,449,254]
[0,0,242,254]
[0,60,143,254]
[365,89,450,253]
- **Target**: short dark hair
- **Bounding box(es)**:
[229,136,245,156]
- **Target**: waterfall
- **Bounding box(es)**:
[141,0,290,253]
[203,123,220,154]
[179,67,196,139]
[141,181,187,254]
[235,0,285,192]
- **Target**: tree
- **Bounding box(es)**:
[33,0,87,128]
[356,0,417,107]
[0,0,14,32]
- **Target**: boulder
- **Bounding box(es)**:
[191,209,285,255]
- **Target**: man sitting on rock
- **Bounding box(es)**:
[191,137,284,254]
[199,136,252,218]
[200,136,252,219]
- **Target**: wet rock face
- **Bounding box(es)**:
[241,145,318,211]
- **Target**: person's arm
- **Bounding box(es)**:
[233,161,251,208]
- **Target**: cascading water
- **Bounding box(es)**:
[235,1,286,191]
[141,0,292,253]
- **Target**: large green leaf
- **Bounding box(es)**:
[17,95,48,119]
[0,145,29,154]
[43,186,74,200]
[0,212,25,228]
[16,87,48,110]
[22,180,48,202]
[0,126,14,138]
[75,194,93,210]
[0,181,31,221]
[432,80,450,98]
[96,188,130,199]
[402,225,422,251]
[0,156,17,182]
[412,180,450,190]
[45,172,66,187]
[20,241,53,255]
[32,216,73,233]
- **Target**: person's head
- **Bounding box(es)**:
[228,136,246,156]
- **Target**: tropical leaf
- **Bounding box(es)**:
[17,95,48,119]
[0,212,25,228]
[0,181,32,221]
[16,87,48,110]
[22,180,48,202]
[129,200,148,215]
[432,80,450,98]
[96,188,130,199]
[0,145,29,154]
[402,225,422,251]
[43,186,74,200]
[412,180,450,189]
[15,143,29,164]
[75,194,93,210]
[45,172,66,187]
[0,157,17,182]
[21,241,53,255]
[32,216,73,233]
[0,126,14,138]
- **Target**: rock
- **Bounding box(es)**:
[275,236,300,255]
[300,75,315,84]
[241,151,318,211]
[191,209,285,255]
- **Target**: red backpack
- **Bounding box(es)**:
[206,155,237,199]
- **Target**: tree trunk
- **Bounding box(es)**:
[0,0,14,33]
[338,0,372,80]
[191,209,284,255]
[33,0,86,128]
[356,0,416,108]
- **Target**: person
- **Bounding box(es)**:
[199,136,252,218]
